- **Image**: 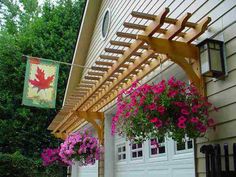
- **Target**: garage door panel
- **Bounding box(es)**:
[172,168,195,177]
[147,169,169,177]
[114,135,195,177]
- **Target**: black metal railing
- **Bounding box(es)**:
[200,143,236,177]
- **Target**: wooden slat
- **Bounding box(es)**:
[110,40,131,47]
[117,29,186,38]
[110,40,149,50]
[84,76,100,80]
[87,71,105,77]
[95,61,114,67]
[164,12,192,40]
[74,88,90,92]
[105,48,124,54]
[91,66,109,72]
[105,48,144,57]
[99,55,119,61]
[180,17,211,43]
[116,32,137,39]
[131,11,197,28]
[80,80,97,85]
[78,83,94,88]
[123,22,146,30]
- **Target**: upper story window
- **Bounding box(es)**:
[131,143,143,159]
[101,9,110,40]
[117,144,126,161]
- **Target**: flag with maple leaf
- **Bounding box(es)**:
[22,57,59,108]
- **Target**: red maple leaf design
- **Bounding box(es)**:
[29,67,54,92]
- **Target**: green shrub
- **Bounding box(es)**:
[0,152,66,177]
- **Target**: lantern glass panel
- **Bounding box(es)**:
[209,49,222,72]
[200,50,210,74]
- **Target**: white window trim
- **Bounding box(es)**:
[149,138,167,158]
[130,143,144,161]
[101,8,111,41]
[116,143,126,163]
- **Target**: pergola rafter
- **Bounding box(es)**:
[48,7,211,140]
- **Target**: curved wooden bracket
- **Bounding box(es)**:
[137,35,205,95]
[74,111,105,144]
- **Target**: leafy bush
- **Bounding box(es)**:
[0,152,66,177]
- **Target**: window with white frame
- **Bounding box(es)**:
[150,137,166,156]
[131,143,143,159]
[175,138,193,152]
[101,9,110,39]
[117,144,126,161]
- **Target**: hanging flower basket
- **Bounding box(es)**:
[41,148,67,167]
[111,77,216,143]
[59,130,103,166]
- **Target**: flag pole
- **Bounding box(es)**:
[22,55,91,69]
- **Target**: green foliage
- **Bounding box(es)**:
[0,151,67,177]
[0,0,85,176]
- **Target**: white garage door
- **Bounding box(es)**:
[114,135,195,177]
[77,162,98,177]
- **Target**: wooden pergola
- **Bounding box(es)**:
[48,8,211,142]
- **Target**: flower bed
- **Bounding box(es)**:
[59,130,103,166]
[112,77,216,143]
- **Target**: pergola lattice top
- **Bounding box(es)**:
[48,8,211,139]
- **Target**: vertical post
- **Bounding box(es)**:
[98,117,105,177]
[233,143,236,172]
[200,145,211,177]
[224,143,230,172]
[209,145,216,177]
[214,144,222,177]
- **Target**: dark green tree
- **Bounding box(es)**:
[0,0,85,176]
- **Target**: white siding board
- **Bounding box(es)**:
[208,84,236,108]
[207,66,236,96]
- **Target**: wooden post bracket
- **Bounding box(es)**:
[136,34,205,95]
[54,111,104,143]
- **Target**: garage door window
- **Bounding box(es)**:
[175,139,193,154]
[150,137,166,157]
[117,144,126,161]
[131,143,143,159]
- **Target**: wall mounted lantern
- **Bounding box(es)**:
[198,39,226,78]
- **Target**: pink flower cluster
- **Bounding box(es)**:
[59,130,103,166]
[41,148,66,166]
[112,77,216,143]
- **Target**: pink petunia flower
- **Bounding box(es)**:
[155,119,163,128]
[177,122,186,129]
[178,116,187,123]
[157,105,166,114]
[181,109,189,115]
[191,117,199,123]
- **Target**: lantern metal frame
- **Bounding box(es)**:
[197,38,226,78]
